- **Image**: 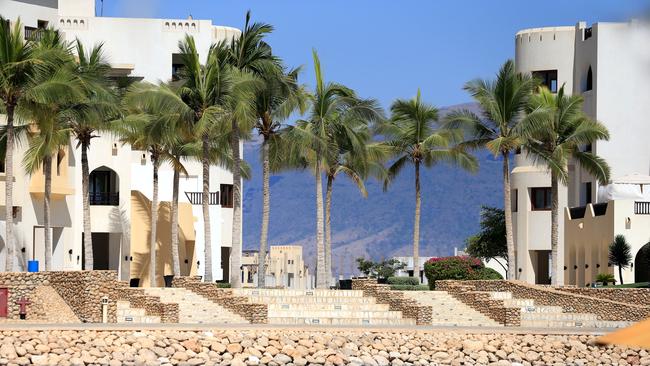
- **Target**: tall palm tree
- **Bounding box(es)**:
[175,35,257,283]
[224,11,277,288]
[20,30,83,271]
[69,39,117,270]
[523,86,610,285]
[253,64,307,288]
[119,82,180,287]
[0,17,40,271]
[444,60,539,280]
[286,50,381,288]
[383,90,477,282]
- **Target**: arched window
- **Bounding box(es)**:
[89,167,119,205]
[586,66,593,91]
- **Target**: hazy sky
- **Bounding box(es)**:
[98,0,649,108]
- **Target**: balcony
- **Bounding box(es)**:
[90,192,119,206]
[185,192,219,205]
[635,201,650,215]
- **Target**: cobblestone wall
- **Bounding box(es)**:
[557,287,650,305]
[437,280,650,322]
[351,279,432,325]
[173,277,267,323]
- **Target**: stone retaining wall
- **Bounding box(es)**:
[557,287,650,306]
[436,282,520,326]
[173,277,267,323]
[0,271,179,323]
[351,279,432,325]
[438,280,650,322]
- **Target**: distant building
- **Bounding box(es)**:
[513,20,650,286]
[241,245,313,289]
[392,256,428,283]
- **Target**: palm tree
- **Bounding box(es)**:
[0,17,40,271]
[383,90,477,283]
[224,11,277,288]
[19,30,83,271]
[523,86,610,285]
[609,235,632,285]
[444,60,539,280]
[175,35,257,283]
[119,82,180,287]
[286,50,381,288]
[69,39,117,270]
[253,64,307,288]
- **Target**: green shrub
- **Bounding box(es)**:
[424,256,500,289]
[476,267,503,280]
[387,276,420,286]
[390,284,429,291]
[216,282,231,288]
[596,273,616,285]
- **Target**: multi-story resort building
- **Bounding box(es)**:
[241,245,313,289]
[513,20,650,286]
[0,0,242,286]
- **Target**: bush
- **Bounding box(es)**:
[387,276,420,286]
[424,256,498,289]
[390,284,429,291]
[216,282,231,288]
[596,273,616,285]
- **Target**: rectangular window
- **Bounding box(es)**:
[171,53,185,81]
[585,182,592,204]
[530,187,552,211]
[532,70,558,93]
[220,184,234,208]
[37,20,48,29]
[511,189,518,212]
[0,160,4,173]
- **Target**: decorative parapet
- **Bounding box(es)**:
[173,277,267,324]
[58,17,89,30]
[438,280,650,322]
[163,19,199,32]
[351,279,432,325]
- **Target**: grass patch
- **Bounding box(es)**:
[604,282,649,288]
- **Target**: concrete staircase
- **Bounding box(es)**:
[116,301,161,323]
[144,287,247,324]
[233,289,416,326]
[401,291,501,327]
[490,292,631,328]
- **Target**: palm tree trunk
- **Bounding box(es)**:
[4,103,15,272]
[503,152,516,280]
[81,141,93,270]
[43,155,52,271]
[171,165,181,277]
[619,266,624,285]
[325,174,334,287]
[258,138,270,288]
[230,124,243,288]
[202,134,212,283]
[149,154,160,287]
[315,158,327,289]
[413,161,421,283]
[550,175,559,286]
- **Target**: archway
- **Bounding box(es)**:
[635,242,650,283]
[89,166,119,205]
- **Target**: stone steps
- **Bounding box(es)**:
[267,303,390,311]
[116,301,161,323]
[401,291,501,327]
[144,287,247,324]
[268,309,406,319]
[244,296,377,304]
[268,317,417,326]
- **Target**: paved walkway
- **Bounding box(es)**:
[0,322,618,335]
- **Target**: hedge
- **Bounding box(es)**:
[387,276,420,286]
[424,256,502,289]
[390,284,429,291]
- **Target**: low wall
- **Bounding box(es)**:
[351,279,432,325]
[438,280,650,322]
[436,282,520,326]
[557,287,650,306]
[0,271,178,323]
[173,277,267,323]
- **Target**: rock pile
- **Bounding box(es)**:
[0,329,645,365]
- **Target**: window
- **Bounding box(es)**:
[584,27,593,40]
[37,20,48,29]
[512,189,518,212]
[530,187,552,211]
[171,54,185,81]
[515,146,522,155]
[585,66,593,91]
[220,184,234,208]
[585,182,592,205]
[532,70,558,93]
[584,143,592,152]
[0,159,4,173]
[56,149,64,176]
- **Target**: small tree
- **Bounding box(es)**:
[466,206,508,275]
[356,258,375,277]
[355,258,406,280]
[609,235,632,285]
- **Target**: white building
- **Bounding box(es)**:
[513,20,650,285]
[0,0,242,286]
[241,245,313,289]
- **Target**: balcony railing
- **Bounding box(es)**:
[185,192,219,205]
[90,192,119,206]
[635,201,650,215]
